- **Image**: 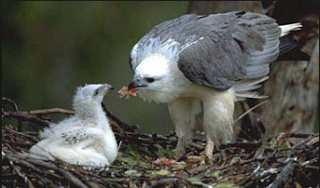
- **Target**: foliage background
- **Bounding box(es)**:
[2,1,189,133]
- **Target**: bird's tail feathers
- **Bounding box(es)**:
[234,23,301,101]
[278,24,309,60]
[235,92,268,101]
[234,77,269,101]
[280,23,302,37]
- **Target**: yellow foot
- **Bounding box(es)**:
[204,137,214,160]
[187,137,214,164]
[186,155,205,164]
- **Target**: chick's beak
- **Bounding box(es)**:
[102,84,114,94]
[107,84,114,91]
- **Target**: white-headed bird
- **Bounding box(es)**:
[127,11,301,160]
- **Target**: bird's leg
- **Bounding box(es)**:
[173,137,186,160]
[168,98,200,160]
[201,89,234,160]
[204,136,214,160]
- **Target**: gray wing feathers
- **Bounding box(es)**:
[231,25,265,52]
[241,14,280,79]
[139,15,198,44]
[131,11,282,90]
[178,11,281,89]
[178,33,245,89]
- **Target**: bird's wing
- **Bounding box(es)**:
[131,11,281,90]
[41,121,104,145]
[177,11,281,90]
[59,127,104,144]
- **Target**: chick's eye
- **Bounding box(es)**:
[146,77,155,83]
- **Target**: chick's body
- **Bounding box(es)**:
[30,84,117,167]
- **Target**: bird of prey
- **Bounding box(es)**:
[30,84,118,168]
[127,11,301,160]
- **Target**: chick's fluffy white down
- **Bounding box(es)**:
[29,84,117,167]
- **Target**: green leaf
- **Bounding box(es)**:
[230,157,242,165]
[205,170,221,179]
[124,169,142,177]
[155,144,165,157]
[116,156,138,167]
[150,169,171,176]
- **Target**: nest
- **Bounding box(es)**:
[2,99,319,188]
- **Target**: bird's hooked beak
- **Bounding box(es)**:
[128,78,146,90]
[128,81,137,90]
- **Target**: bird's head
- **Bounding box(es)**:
[128,54,185,103]
[128,54,170,92]
[73,84,113,113]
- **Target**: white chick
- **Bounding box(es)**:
[29,84,118,168]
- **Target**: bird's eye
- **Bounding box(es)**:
[94,90,99,95]
[146,77,155,83]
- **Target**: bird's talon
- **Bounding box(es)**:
[172,148,185,161]
[186,155,205,164]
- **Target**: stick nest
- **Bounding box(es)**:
[2,100,319,188]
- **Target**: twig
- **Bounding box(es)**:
[267,161,295,188]
[4,153,35,188]
[21,108,74,115]
[241,148,280,187]
[102,102,137,132]
[145,177,180,188]
[117,141,122,151]
[2,97,19,112]
[287,133,318,138]
[2,97,22,131]
[58,169,90,188]
[2,111,50,126]
[292,135,317,149]
[2,98,74,130]
[5,152,90,188]
[304,165,319,170]
[148,176,195,188]
[221,141,262,149]
[3,126,39,142]
[235,100,268,122]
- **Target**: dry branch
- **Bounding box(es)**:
[21,108,74,115]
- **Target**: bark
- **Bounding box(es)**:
[261,38,319,134]
[187,1,319,138]
[259,2,319,135]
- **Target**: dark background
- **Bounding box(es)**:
[2,1,189,133]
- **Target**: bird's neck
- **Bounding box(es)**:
[74,101,110,128]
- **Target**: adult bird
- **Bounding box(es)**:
[127,11,301,160]
[30,84,118,168]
